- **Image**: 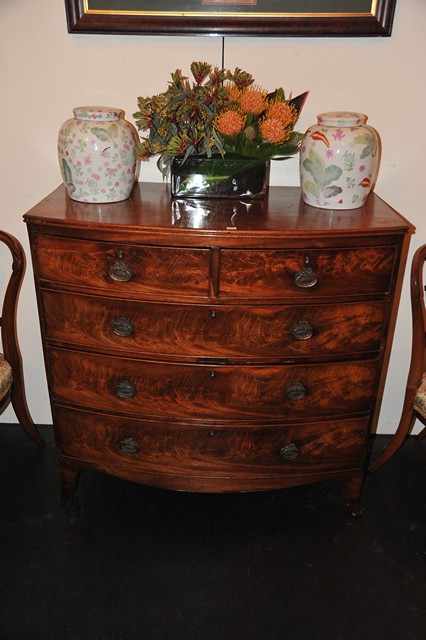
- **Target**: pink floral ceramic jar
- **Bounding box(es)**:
[58,106,139,203]
[300,111,380,210]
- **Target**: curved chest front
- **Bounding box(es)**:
[25,184,413,511]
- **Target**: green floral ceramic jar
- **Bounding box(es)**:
[58,106,139,203]
[300,112,381,210]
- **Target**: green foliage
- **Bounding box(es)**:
[302,149,342,188]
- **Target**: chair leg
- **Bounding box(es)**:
[342,471,364,517]
[369,409,416,472]
[10,379,44,447]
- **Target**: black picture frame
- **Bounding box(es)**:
[65,1,397,37]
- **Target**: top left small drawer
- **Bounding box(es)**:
[33,235,210,299]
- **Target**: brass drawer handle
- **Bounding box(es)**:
[108,250,133,282]
[118,436,139,455]
[111,316,134,337]
[280,443,299,461]
[115,379,136,400]
[294,266,318,289]
[291,320,314,341]
[286,382,307,401]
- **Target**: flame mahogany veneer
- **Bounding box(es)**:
[24,184,414,515]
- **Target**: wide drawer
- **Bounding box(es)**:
[33,235,210,299]
[49,348,379,422]
[219,246,396,299]
[54,406,368,479]
[41,290,387,359]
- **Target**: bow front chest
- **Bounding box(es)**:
[24,184,414,513]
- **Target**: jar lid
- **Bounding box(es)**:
[317,111,367,127]
[73,106,124,122]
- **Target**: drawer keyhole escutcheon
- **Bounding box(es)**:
[286,382,307,401]
[209,310,217,319]
[115,379,137,400]
[291,320,314,341]
[111,316,134,337]
[118,437,140,455]
[294,257,318,289]
[280,443,299,461]
[108,249,133,282]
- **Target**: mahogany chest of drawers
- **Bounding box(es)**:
[24,184,414,514]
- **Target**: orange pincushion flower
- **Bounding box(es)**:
[260,117,290,144]
[239,87,266,115]
[225,82,241,103]
[266,101,296,128]
[216,110,245,136]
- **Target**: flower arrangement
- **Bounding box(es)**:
[134,61,308,178]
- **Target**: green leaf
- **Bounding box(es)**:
[354,134,370,145]
[323,185,343,198]
[302,149,325,185]
[108,124,119,138]
[211,128,225,156]
[360,144,373,159]
[323,164,343,187]
[62,159,73,185]
[303,180,319,198]
[157,155,172,179]
[90,127,110,142]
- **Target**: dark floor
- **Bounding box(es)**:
[1,425,425,640]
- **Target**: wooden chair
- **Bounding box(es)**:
[370,244,426,471]
[0,230,43,446]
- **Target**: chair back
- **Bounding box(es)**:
[0,231,26,375]
[408,244,426,395]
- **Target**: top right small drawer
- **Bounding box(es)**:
[219,246,397,300]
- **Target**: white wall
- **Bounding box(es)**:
[1,0,425,433]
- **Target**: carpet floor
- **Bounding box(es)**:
[1,424,425,640]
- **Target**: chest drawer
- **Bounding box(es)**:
[33,235,210,299]
[219,246,396,299]
[55,406,368,480]
[41,290,387,360]
[49,348,379,422]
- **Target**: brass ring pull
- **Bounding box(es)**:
[115,379,136,400]
[111,316,134,337]
[291,320,314,341]
[285,382,307,401]
[294,266,318,289]
[280,443,299,461]
[118,436,139,455]
[108,250,133,282]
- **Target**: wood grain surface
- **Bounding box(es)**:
[54,405,368,492]
[48,348,379,422]
[34,235,210,299]
[219,246,396,299]
[41,290,387,360]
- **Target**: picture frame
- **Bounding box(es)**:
[65,1,397,37]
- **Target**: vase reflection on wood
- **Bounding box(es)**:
[170,155,270,200]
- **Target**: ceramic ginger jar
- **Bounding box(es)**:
[300,111,380,210]
[58,106,139,203]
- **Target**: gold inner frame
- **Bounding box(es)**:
[83,0,378,19]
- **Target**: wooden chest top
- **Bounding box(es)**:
[24,183,414,246]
